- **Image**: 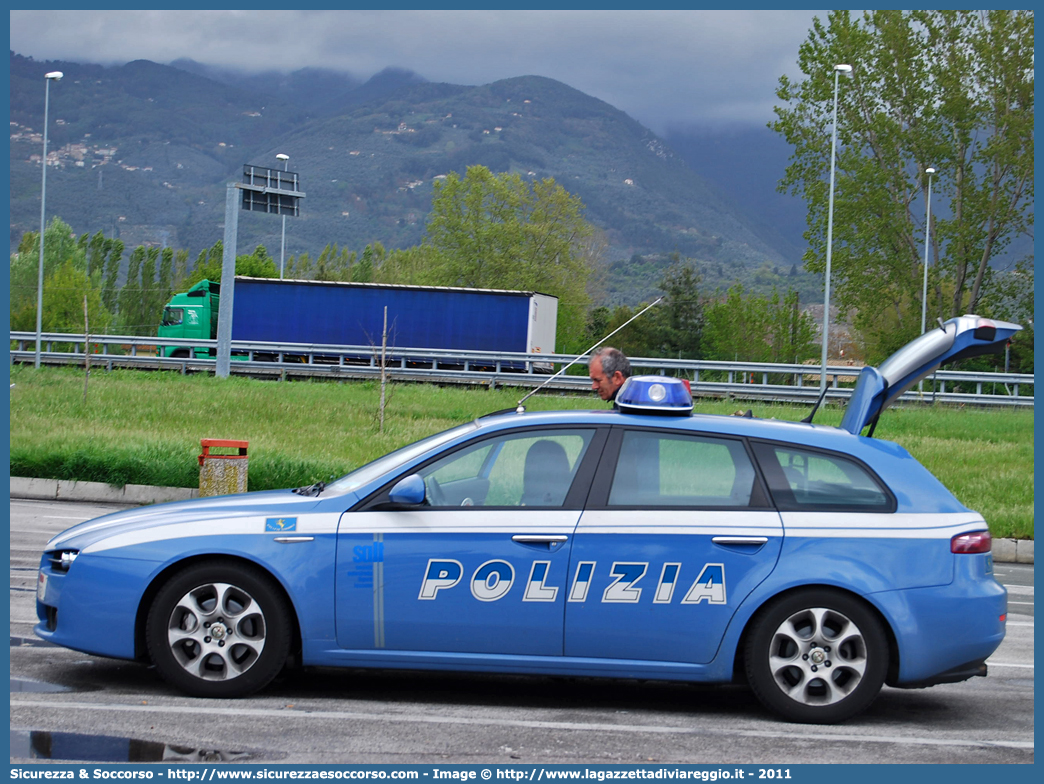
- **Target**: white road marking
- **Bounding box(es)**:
[986,661,1034,669]
[8,699,1034,751]
[9,516,91,522]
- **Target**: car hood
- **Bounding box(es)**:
[45,489,329,552]
[840,314,1022,435]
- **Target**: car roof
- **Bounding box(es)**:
[475,407,859,448]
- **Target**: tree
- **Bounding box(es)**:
[101,238,125,312]
[185,242,278,287]
[84,231,108,278]
[703,285,817,366]
[140,247,159,332]
[186,241,225,287]
[772,10,1033,362]
[766,289,819,365]
[703,285,772,363]
[117,246,146,335]
[158,247,174,308]
[421,166,597,351]
[9,217,82,328]
[654,258,704,359]
[313,243,356,281]
[234,246,279,279]
[581,259,703,361]
[355,243,386,283]
[981,254,1034,373]
[173,248,189,290]
[38,260,113,336]
[10,218,114,336]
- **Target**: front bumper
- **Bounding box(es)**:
[36,551,158,661]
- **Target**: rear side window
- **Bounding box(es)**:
[608,430,761,507]
[752,442,894,512]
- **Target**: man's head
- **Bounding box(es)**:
[589,346,631,401]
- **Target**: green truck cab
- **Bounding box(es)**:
[157,280,220,358]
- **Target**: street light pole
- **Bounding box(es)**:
[276,153,289,278]
[920,167,936,335]
[819,63,852,396]
[35,70,63,369]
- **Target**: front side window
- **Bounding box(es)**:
[327,421,480,495]
[418,429,595,508]
[608,430,758,507]
[161,307,183,326]
[752,442,893,511]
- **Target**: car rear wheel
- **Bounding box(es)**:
[146,561,291,698]
[744,589,888,723]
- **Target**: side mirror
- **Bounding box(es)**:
[388,474,426,506]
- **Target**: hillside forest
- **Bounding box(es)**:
[11,165,830,369]
[9,12,1033,372]
[10,164,1031,374]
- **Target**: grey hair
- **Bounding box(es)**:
[592,346,631,379]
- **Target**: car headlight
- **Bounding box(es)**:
[47,549,79,573]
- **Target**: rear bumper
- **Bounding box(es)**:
[893,658,988,689]
[871,563,1006,687]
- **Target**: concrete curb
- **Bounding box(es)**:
[10,476,198,505]
[9,477,1033,564]
[991,536,1034,565]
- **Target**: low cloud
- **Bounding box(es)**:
[10,9,821,133]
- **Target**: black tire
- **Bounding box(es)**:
[146,561,291,698]
[744,589,889,724]
[171,349,190,359]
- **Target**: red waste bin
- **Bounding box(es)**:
[198,439,248,497]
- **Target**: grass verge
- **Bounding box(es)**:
[8,365,1034,539]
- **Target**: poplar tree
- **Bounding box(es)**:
[772,10,1033,361]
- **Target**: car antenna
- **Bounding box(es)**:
[512,297,663,414]
[800,386,830,424]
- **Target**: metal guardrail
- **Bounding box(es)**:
[10,332,1033,408]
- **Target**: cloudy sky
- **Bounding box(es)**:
[10,9,823,134]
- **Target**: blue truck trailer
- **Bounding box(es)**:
[158,277,558,366]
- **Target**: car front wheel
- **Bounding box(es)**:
[744,589,888,723]
[146,561,291,698]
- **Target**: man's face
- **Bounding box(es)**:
[589,356,623,401]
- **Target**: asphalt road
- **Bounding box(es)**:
[9,499,1034,765]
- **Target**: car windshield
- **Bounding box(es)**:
[324,421,481,495]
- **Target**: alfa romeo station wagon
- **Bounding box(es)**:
[36,314,1019,723]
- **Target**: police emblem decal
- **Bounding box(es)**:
[265,517,297,532]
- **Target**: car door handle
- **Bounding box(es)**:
[711,536,769,545]
[274,536,314,544]
[512,535,569,544]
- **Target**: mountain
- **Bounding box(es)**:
[10,52,812,305]
[662,125,808,263]
[167,60,428,118]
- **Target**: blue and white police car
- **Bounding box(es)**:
[36,315,1019,723]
